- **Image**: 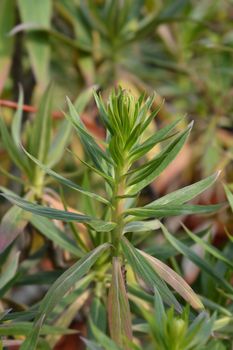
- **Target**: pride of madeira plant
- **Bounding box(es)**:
[1,87,221,349]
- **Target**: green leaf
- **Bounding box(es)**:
[0,0,15,93]
[146,172,220,208]
[127,124,192,194]
[0,322,77,336]
[67,148,113,186]
[153,286,166,338]
[0,204,30,252]
[139,250,203,310]
[184,313,216,349]
[22,146,110,205]
[108,257,132,349]
[93,90,114,134]
[182,224,233,270]
[46,119,72,167]
[88,297,107,339]
[66,97,111,170]
[20,243,110,350]
[47,86,95,167]
[30,215,83,258]
[29,84,53,164]
[0,117,31,177]
[1,192,115,232]
[129,117,183,162]
[46,290,90,348]
[0,250,20,290]
[125,203,222,219]
[160,223,233,294]
[121,237,182,312]
[89,320,123,350]
[18,0,52,87]
[11,85,24,150]
[123,220,160,233]
[81,338,102,350]
[73,85,97,113]
[224,184,233,212]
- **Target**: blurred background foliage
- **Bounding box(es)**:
[0,0,233,349]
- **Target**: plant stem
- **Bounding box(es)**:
[111,163,127,257]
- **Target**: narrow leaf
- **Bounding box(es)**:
[30,215,83,258]
[121,237,182,312]
[127,125,192,194]
[125,203,222,219]
[29,84,53,163]
[47,119,72,167]
[20,243,110,350]
[18,0,52,86]
[146,172,220,208]
[1,192,115,232]
[47,86,95,167]
[0,204,30,252]
[0,0,15,93]
[0,117,31,176]
[11,85,24,149]
[0,322,77,336]
[89,321,123,350]
[160,223,233,294]
[182,224,233,270]
[123,220,160,233]
[23,146,110,204]
[66,97,111,171]
[139,250,203,310]
[0,251,20,290]
[108,257,132,349]
[224,184,233,212]
[129,117,183,162]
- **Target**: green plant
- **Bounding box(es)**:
[137,289,229,350]
[86,288,230,350]
[0,85,94,252]
[1,87,222,349]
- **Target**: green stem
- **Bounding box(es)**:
[110,164,127,257]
